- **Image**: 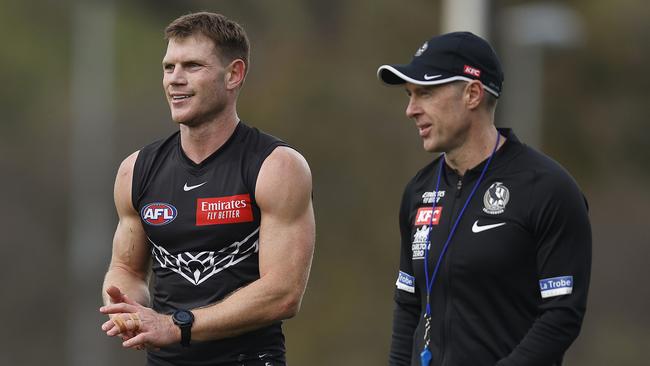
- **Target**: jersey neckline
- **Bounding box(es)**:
[440,128,524,184]
[176,121,244,175]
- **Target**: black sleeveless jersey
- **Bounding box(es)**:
[132,122,289,365]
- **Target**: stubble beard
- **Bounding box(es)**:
[173,96,228,128]
[172,70,229,128]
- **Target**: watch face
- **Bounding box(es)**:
[174,310,193,324]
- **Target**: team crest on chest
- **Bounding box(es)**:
[483,182,509,215]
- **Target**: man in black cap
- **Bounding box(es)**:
[377,32,591,366]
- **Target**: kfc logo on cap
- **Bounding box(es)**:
[463,65,481,77]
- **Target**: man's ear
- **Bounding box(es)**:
[225,59,246,90]
[465,80,484,110]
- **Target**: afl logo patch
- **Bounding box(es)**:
[141,203,178,226]
[483,182,509,215]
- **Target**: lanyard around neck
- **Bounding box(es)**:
[422,132,501,316]
[420,133,501,366]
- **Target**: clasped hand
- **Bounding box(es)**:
[100,286,179,350]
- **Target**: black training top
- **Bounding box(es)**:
[132,121,288,365]
[390,129,591,366]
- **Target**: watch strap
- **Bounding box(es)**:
[172,309,194,347]
[179,323,191,347]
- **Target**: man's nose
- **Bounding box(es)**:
[166,66,187,85]
[406,97,421,119]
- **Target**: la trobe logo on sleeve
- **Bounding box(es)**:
[396,271,416,293]
[539,276,573,298]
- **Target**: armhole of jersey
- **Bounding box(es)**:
[130,132,179,211]
[249,142,291,199]
[131,150,145,212]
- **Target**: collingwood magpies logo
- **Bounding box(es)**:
[483,182,510,215]
[149,228,259,285]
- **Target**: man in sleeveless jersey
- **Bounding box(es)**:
[99,12,315,366]
[377,32,591,366]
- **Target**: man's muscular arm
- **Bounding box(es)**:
[191,146,315,340]
[101,146,315,348]
[102,151,151,307]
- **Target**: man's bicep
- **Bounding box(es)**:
[255,147,315,280]
[110,215,150,277]
[110,151,150,277]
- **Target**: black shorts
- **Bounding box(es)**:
[147,350,285,366]
[223,351,285,366]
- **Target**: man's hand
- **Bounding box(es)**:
[100,287,180,349]
[105,285,128,305]
[103,285,142,347]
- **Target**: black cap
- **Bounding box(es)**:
[377,31,504,97]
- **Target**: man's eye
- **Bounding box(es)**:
[163,65,174,72]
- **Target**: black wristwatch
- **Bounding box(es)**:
[172,309,195,347]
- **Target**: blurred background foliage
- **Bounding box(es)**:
[0,0,648,365]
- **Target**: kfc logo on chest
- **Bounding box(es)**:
[414,206,442,226]
[463,65,481,77]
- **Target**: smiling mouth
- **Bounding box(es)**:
[417,124,432,137]
[169,91,195,102]
[171,94,194,101]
